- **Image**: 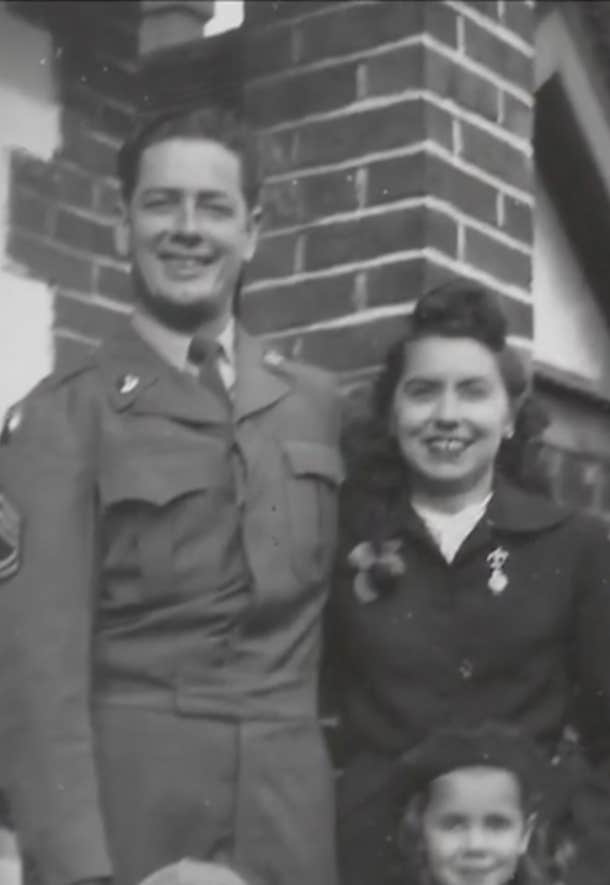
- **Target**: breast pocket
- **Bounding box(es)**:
[282,441,344,585]
[99,446,226,601]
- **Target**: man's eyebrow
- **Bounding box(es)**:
[141,186,231,199]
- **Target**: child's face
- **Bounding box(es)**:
[421,766,533,885]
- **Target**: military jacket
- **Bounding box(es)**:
[0,325,343,885]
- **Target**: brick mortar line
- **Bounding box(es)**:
[422,89,533,156]
[264,142,534,206]
[443,0,534,56]
[248,33,533,110]
[53,327,99,347]
[46,157,119,185]
[420,246,531,302]
[264,142,428,182]
[247,33,424,84]
[58,207,117,227]
[10,225,122,265]
[246,247,425,289]
[422,34,532,103]
[245,245,531,304]
[266,281,532,339]
[247,0,376,36]
[57,287,132,314]
[257,85,531,153]
[259,194,532,255]
[426,142,533,204]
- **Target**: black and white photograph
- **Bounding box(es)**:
[1,3,610,885]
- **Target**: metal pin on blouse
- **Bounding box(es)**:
[486,546,509,595]
[117,374,140,395]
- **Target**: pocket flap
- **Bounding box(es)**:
[283,441,344,485]
[100,447,225,506]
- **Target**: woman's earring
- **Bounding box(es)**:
[503,426,515,440]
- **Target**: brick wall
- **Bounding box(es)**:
[241,0,610,519]
[242,0,535,392]
[5,0,609,518]
[6,0,139,372]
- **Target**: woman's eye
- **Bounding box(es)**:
[460,382,490,399]
[403,382,437,400]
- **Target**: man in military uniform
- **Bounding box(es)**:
[0,108,343,885]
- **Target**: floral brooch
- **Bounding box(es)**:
[347,539,406,604]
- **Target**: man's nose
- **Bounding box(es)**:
[173,199,200,238]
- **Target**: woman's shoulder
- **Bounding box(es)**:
[492,478,610,550]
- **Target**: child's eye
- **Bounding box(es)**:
[485,815,513,830]
[438,815,465,831]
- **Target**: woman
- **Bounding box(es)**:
[328,281,610,885]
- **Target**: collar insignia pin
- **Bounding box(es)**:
[486,546,509,595]
[264,349,283,368]
[117,373,140,395]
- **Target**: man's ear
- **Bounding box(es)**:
[114,203,131,258]
[244,204,263,263]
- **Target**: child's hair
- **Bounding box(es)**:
[395,722,554,885]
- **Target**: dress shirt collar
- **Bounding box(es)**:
[131,309,236,381]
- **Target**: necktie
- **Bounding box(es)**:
[187,335,229,402]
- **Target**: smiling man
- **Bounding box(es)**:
[0,109,343,885]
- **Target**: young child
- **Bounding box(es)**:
[395,723,554,885]
[138,859,250,885]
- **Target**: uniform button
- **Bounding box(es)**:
[459,658,474,680]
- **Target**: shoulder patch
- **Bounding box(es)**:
[0,493,21,580]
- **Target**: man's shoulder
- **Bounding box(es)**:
[262,345,339,399]
[1,348,101,449]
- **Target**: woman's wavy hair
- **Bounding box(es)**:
[342,280,552,506]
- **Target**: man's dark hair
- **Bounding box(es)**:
[117,106,262,207]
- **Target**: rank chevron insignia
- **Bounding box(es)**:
[0,493,21,580]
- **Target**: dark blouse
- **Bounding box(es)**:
[328,478,610,767]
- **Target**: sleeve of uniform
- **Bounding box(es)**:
[0,385,112,885]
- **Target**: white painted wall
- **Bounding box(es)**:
[533,177,610,393]
[0,1,60,423]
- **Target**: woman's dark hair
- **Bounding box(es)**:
[117,106,262,207]
[342,280,552,522]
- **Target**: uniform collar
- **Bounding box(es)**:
[130,309,235,374]
[95,321,291,424]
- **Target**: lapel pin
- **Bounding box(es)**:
[263,348,283,368]
[486,546,509,595]
[117,373,140,395]
[1,404,23,445]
